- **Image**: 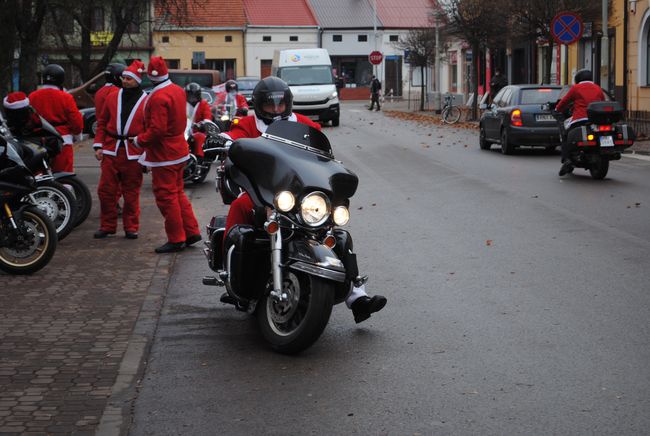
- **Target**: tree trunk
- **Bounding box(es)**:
[17,0,47,93]
[79,5,93,82]
[19,39,41,93]
[419,65,425,111]
[543,41,554,84]
[470,42,480,121]
[0,0,17,95]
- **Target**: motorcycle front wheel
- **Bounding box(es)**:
[59,176,92,227]
[0,206,57,275]
[28,180,77,240]
[257,272,334,355]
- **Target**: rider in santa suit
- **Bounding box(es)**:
[185,82,212,159]
[135,56,201,253]
[94,63,125,120]
[93,60,147,240]
[28,64,83,173]
[220,76,387,324]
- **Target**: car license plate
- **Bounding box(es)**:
[536,114,555,122]
[600,136,614,147]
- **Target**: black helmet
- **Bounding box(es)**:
[185,82,202,105]
[252,77,293,125]
[574,69,592,84]
[225,80,238,93]
[43,64,65,88]
[104,63,125,87]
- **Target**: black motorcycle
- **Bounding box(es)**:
[0,129,57,274]
[549,101,635,179]
[203,121,364,354]
[184,120,224,185]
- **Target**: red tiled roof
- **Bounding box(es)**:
[243,0,317,26]
[155,0,247,28]
[376,0,433,28]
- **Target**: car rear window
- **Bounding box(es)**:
[519,88,562,105]
[238,79,259,91]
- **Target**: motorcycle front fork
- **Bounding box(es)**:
[2,203,18,229]
[269,228,288,302]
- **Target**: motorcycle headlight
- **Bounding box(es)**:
[220,114,230,121]
[332,206,350,226]
[274,191,295,212]
[300,192,330,227]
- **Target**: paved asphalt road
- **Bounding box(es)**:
[130,103,650,435]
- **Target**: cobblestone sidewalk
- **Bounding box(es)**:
[0,143,178,435]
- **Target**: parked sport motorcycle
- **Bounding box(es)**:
[203,121,364,354]
[549,100,635,179]
[0,126,57,274]
[184,119,223,184]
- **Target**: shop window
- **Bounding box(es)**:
[225,35,232,42]
[263,35,271,42]
[358,34,368,42]
[333,34,342,42]
[205,59,237,80]
[290,36,298,42]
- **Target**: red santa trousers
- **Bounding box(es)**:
[225,192,255,237]
[150,163,200,243]
[97,147,143,233]
[191,132,205,158]
[51,145,74,173]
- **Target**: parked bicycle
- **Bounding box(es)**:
[442,94,462,124]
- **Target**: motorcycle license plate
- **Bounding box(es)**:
[600,136,614,147]
[536,114,555,122]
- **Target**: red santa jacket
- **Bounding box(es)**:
[94,89,146,160]
[94,84,119,119]
[222,113,320,141]
[187,99,212,123]
[28,85,83,145]
[556,81,606,126]
[135,80,190,167]
[214,92,249,113]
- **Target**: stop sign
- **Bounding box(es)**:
[369,51,383,65]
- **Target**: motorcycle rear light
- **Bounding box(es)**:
[597,125,613,132]
[323,235,336,248]
[511,109,523,127]
[264,220,279,234]
[577,141,597,146]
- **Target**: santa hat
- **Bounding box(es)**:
[3,92,30,110]
[122,59,145,84]
[147,56,169,82]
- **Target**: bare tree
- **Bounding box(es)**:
[393,28,438,111]
[439,0,511,120]
[512,0,600,85]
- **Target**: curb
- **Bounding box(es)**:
[96,254,175,436]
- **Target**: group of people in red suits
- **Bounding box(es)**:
[3,57,201,254]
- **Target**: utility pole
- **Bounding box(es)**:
[601,0,609,91]
[373,0,378,78]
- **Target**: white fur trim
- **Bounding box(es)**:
[62,134,74,144]
[92,143,102,149]
[122,71,142,83]
[137,152,190,167]
[2,96,30,109]
[149,73,169,82]
[151,70,158,76]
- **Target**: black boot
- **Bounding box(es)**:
[558,161,574,176]
[154,241,185,253]
[351,295,387,324]
[94,229,115,239]
[185,234,202,246]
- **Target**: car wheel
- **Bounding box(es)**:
[500,129,515,155]
[479,125,491,150]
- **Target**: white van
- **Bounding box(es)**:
[272,48,340,127]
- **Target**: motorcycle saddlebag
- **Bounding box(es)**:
[224,224,270,300]
[587,101,624,124]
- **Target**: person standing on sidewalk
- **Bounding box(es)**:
[369,75,382,111]
[135,56,201,253]
[28,64,84,173]
[93,60,147,240]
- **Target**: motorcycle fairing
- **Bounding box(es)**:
[228,121,358,209]
[286,238,346,284]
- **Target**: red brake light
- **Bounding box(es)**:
[597,125,613,132]
[511,109,523,127]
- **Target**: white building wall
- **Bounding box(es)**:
[245,27,319,77]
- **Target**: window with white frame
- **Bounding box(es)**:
[639,9,650,86]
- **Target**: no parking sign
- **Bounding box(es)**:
[551,12,583,45]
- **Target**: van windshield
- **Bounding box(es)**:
[277,66,333,86]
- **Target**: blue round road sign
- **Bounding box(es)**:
[551,12,583,45]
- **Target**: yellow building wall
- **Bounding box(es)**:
[628,3,650,111]
[152,30,245,77]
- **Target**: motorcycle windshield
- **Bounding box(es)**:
[229,121,358,207]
